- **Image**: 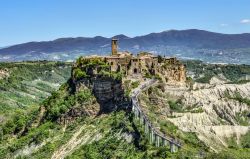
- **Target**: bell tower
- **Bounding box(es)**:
[111,38,118,56]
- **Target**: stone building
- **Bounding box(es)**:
[80,38,186,82]
[104,39,186,82]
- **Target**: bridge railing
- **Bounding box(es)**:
[131,79,182,152]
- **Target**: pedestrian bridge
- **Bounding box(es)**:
[130,79,182,152]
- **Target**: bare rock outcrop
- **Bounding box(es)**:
[164,82,250,151]
[57,101,100,125]
[0,68,9,80]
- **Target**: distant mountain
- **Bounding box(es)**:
[1,29,250,64]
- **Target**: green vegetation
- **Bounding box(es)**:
[1,59,250,158]
[144,72,162,81]
[144,72,153,79]
[224,91,250,107]
[157,55,164,63]
[207,136,250,159]
[241,131,250,148]
[168,100,183,112]
[131,81,140,89]
[0,61,71,124]
[195,73,214,83]
[0,76,94,158]
[73,68,88,80]
[66,112,145,159]
[183,60,250,83]
[227,80,250,84]
[73,57,122,81]
[0,109,38,137]
[138,85,209,157]
[206,148,250,159]
[223,91,250,125]
[168,100,204,114]
[43,82,93,121]
[124,80,140,97]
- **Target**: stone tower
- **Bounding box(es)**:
[111,38,118,56]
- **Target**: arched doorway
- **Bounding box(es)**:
[134,68,138,74]
[117,65,121,72]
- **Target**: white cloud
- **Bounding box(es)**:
[240,19,250,24]
[220,23,228,27]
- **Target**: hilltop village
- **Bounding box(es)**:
[71,39,187,112]
[74,39,186,83]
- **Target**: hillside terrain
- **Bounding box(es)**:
[0,60,249,158]
[1,29,250,64]
[139,81,250,150]
[0,61,71,125]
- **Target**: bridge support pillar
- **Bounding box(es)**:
[161,137,165,147]
[156,135,160,147]
[170,142,176,153]
[163,139,167,146]
[144,122,149,134]
[135,107,138,119]
[149,128,154,144]
[139,113,143,125]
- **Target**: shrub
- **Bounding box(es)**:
[131,81,140,89]
[241,131,250,148]
[168,100,183,112]
[76,89,92,103]
[73,68,88,80]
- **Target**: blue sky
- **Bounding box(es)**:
[1,0,250,46]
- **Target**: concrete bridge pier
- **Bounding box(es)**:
[134,107,139,119]
[155,135,160,147]
[139,113,144,125]
[162,137,166,146]
[144,122,149,134]
[149,128,155,144]
[163,139,167,146]
[170,142,177,153]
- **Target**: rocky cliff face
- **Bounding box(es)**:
[57,101,100,124]
[74,77,126,113]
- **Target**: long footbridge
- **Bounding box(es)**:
[130,79,182,152]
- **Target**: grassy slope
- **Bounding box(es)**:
[0,79,179,159]
[1,60,250,159]
[0,61,71,122]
